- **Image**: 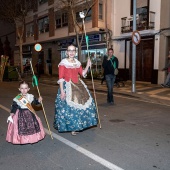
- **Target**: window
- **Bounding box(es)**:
[56,13,62,28]
[55,12,68,28]
[26,22,34,37]
[137,6,148,21]
[85,9,92,21]
[99,3,103,20]
[38,17,49,34]
[62,13,68,27]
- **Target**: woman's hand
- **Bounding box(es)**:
[38,96,43,103]
[60,91,66,100]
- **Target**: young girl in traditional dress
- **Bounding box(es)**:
[6,81,45,144]
[54,44,98,135]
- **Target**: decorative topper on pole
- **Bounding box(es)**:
[79,11,101,129]
[79,11,90,55]
[32,74,38,87]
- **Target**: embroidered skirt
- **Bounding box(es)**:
[54,79,98,132]
[6,109,45,144]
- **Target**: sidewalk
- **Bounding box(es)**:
[24,74,170,106]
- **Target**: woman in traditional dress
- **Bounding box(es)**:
[54,44,98,135]
[6,81,45,144]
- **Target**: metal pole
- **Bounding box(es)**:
[132,0,136,93]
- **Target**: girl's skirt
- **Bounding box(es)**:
[6,109,45,144]
[54,79,98,132]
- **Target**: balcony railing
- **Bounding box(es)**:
[121,11,155,34]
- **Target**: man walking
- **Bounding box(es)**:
[102,48,119,104]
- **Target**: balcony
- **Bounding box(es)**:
[121,11,155,34]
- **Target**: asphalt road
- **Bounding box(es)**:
[0,81,170,170]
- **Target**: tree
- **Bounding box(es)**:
[55,0,97,58]
[0,0,34,74]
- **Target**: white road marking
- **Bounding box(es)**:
[45,129,124,170]
[0,104,124,170]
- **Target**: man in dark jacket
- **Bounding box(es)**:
[102,48,119,104]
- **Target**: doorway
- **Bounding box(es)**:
[129,38,154,82]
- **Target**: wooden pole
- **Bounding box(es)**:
[82,18,101,129]
[30,61,53,139]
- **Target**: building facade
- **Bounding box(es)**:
[112,0,170,84]
[14,0,170,84]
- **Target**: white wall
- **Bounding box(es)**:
[113,40,125,68]
[150,0,161,30]
[112,0,131,69]
[112,0,131,36]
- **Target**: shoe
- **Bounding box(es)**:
[71,131,79,136]
[161,84,165,87]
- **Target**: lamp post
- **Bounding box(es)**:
[132,0,137,93]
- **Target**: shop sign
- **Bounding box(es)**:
[59,34,101,48]
[81,34,101,43]
[59,39,75,47]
